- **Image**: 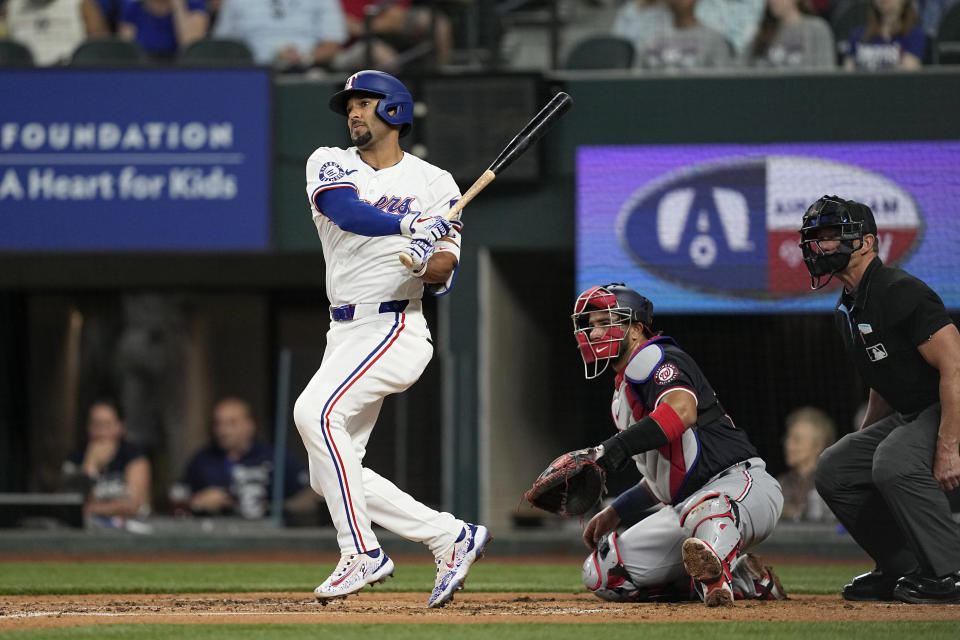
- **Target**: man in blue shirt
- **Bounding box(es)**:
[184,396,313,519]
[117,0,209,60]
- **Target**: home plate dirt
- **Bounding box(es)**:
[1,592,959,630]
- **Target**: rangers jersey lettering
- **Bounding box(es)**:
[305,146,463,306]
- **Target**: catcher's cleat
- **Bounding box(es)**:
[314,549,394,601]
[427,523,491,608]
[682,538,734,607]
[733,553,788,600]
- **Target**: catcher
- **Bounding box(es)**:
[526,283,786,606]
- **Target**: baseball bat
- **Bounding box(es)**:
[399,91,574,269]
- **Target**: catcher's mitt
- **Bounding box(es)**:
[523,448,606,517]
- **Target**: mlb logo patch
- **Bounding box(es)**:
[866,343,888,362]
[319,161,346,182]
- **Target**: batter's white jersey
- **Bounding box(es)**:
[295,144,468,560]
[305,146,463,306]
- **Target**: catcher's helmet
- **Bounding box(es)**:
[572,283,654,379]
[329,70,414,137]
[798,195,877,290]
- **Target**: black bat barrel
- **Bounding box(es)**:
[488,92,573,175]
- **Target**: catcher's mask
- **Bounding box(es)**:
[798,196,877,290]
[572,283,654,379]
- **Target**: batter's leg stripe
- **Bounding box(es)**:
[319,312,406,553]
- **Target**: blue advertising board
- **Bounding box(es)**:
[0,69,271,251]
[576,141,960,312]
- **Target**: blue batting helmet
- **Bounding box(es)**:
[329,70,414,137]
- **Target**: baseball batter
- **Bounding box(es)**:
[572,283,786,606]
[293,70,489,608]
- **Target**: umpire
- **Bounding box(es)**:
[799,195,960,604]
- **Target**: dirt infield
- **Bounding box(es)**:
[2,592,960,630]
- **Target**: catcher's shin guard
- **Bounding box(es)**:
[679,493,741,567]
[583,533,695,602]
[583,532,641,602]
[679,493,741,607]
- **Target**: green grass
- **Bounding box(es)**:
[3,623,960,640]
[0,561,869,595]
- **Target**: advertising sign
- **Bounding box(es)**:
[0,69,271,251]
[577,142,960,311]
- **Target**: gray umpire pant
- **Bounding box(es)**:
[815,403,960,579]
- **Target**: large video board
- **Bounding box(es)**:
[577,142,960,311]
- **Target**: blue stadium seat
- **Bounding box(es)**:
[0,39,34,67]
[564,35,635,70]
[933,2,960,64]
[70,38,147,66]
[178,38,255,65]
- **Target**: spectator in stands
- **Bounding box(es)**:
[180,397,314,519]
[806,0,833,16]
[842,0,927,69]
[637,0,733,70]
[60,399,152,520]
[694,0,765,55]
[117,0,208,61]
[212,0,346,73]
[747,0,835,68]
[84,0,122,35]
[204,0,217,28]
[611,0,672,57]
[5,0,104,64]
[778,406,837,522]
[337,0,453,72]
[916,0,960,39]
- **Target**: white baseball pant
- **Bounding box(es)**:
[614,457,783,588]
[293,302,463,556]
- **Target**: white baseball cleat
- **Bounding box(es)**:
[427,523,491,608]
[314,549,394,601]
[682,537,734,607]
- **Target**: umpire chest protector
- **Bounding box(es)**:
[836,257,952,415]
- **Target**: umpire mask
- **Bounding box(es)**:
[798,196,875,290]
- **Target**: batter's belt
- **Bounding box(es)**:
[330,299,410,322]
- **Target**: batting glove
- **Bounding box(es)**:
[403,236,436,277]
[400,213,452,242]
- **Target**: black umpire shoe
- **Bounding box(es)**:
[841,570,899,601]
[893,573,960,605]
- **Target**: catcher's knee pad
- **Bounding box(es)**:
[582,532,641,602]
[679,492,741,564]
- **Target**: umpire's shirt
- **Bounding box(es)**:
[836,256,954,416]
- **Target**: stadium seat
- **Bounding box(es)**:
[178,38,255,65]
[933,2,960,64]
[564,35,634,70]
[830,0,871,62]
[0,39,34,67]
[70,38,147,66]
